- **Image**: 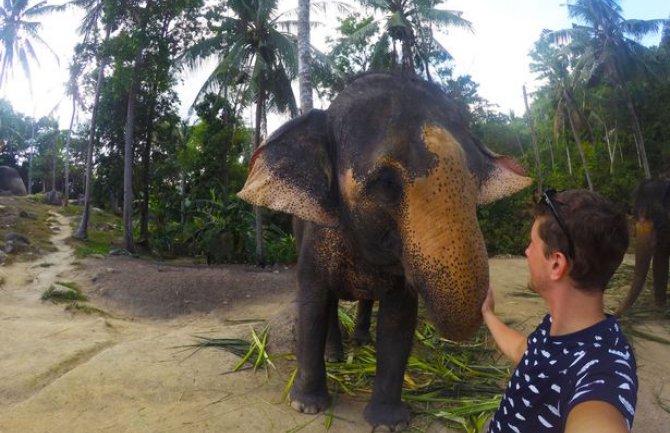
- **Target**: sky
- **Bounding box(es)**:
[0,0,668,131]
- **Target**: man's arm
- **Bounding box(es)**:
[564,401,630,433]
[481,287,527,365]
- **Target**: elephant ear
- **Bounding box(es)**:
[237,109,338,226]
[477,155,532,205]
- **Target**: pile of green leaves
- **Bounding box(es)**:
[202,304,508,432]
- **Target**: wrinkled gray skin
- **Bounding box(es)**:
[238,73,530,431]
[616,179,670,315]
[294,217,374,363]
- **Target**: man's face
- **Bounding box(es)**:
[525,218,550,293]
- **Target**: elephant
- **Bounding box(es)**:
[238,73,531,430]
[616,179,670,315]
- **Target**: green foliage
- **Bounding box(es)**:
[150,187,296,265]
[41,281,87,303]
[478,191,534,256]
[68,207,123,257]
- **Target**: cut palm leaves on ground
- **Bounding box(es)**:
[199,306,509,432]
[194,326,277,373]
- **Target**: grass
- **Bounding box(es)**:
[41,281,87,303]
[197,304,508,432]
[65,207,124,257]
[0,195,58,264]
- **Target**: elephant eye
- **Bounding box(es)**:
[368,167,402,205]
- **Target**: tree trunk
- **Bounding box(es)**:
[139,88,157,245]
[523,85,542,195]
[254,88,265,267]
[122,46,144,253]
[64,93,76,207]
[628,100,650,178]
[297,0,313,114]
[401,38,414,75]
[566,106,594,191]
[51,137,56,192]
[28,122,35,195]
[75,25,111,240]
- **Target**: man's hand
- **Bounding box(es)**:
[481,286,495,316]
[481,285,527,365]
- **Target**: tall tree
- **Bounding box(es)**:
[358,0,471,77]
[184,0,298,266]
[63,58,84,206]
[0,0,62,88]
[71,0,119,240]
[553,0,667,179]
[297,0,312,112]
[531,31,594,191]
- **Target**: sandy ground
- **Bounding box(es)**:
[0,214,668,433]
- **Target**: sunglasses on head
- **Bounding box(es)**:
[538,189,575,261]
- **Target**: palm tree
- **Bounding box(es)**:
[63,58,84,206]
[183,0,298,266]
[297,0,313,113]
[0,0,63,88]
[358,0,472,77]
[552,0,667,179]
[70,0,118,240]
[531,31,594,191]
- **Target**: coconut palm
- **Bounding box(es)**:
[70,0,119,240]
[0,0,63,88]
[531,31,594,191]
[61,58,85,207]
[183,0,298,266]
[358,0,472,77]
[552,0,667,179]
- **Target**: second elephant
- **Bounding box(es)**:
[616,179,670,315]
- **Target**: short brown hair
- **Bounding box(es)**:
[534,190,629,290]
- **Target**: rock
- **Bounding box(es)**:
[5,233,30,244]
[44,190,63,206]
[19,210,37,219]
[93,207,103,214]
[109,248,131,256]
[0,166,27,195]
[5,240,28,254]
[49,225,61,232]
[88,254,106,259]
[43,283,84,302]
[0,251,7,264]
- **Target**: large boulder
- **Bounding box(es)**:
[45,190,63,206]
[0,166,27,196]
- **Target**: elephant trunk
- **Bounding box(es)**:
[399,144,488,340]
[616,218,655,316]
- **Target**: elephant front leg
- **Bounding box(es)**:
[289,289,331,414]
[325,292,345,362]
[364,289,417,431]
[653,248,669,307]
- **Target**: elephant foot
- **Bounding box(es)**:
[324,343,344,362]
[364,400,410,432]
[289,387,331,414]
[352,329,372,346]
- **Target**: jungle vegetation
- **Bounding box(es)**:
[0,0,669,263]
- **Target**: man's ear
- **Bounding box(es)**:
[237,110,339,226]
[548,252,570,281]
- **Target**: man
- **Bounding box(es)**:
[482,189,638,433]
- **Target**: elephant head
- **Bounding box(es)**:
[616,179,670,315]
[239,73,531,340]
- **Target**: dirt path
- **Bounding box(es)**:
[0,216,668,433]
